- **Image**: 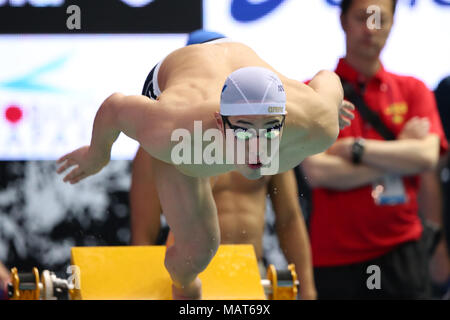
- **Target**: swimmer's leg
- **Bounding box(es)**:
[152,158,220,300]
[130,147,163,245]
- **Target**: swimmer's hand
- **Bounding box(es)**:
[56,146,110,184]
[339,100,355,130]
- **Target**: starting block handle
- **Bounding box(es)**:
[264,264,298,300]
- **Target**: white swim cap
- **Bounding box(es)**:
[220,67,286,116]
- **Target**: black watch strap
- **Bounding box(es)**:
[352,138,365,164]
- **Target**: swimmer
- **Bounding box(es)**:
[130,30,317,300]
[131,148,317,299]
[57,36,354,299]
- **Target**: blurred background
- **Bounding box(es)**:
[0,0,449,283]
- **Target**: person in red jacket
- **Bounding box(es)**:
[301,0,448,299]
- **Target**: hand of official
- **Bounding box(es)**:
[398,117,430,140]
[338,100,355,130]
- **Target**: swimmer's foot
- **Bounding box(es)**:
[172,278,202,300]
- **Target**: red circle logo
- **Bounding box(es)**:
[4,105,23,124]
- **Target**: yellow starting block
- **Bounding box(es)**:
[71,245,266,300]
[8,245,299,300]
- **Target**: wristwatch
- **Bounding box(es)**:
[352,138,366,164]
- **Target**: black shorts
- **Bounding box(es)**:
[141,37,231,100]
[313,239,432,300]
[141,63,159,100]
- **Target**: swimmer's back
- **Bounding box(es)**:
[158,42,277,103]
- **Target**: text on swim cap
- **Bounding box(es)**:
[268,106,284,113]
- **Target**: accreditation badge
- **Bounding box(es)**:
[371,175,408,206]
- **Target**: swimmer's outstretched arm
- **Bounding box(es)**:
[308,70,343,109]
[306,71,345,139]
[57,93,170,184]
[280,70,352,168]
